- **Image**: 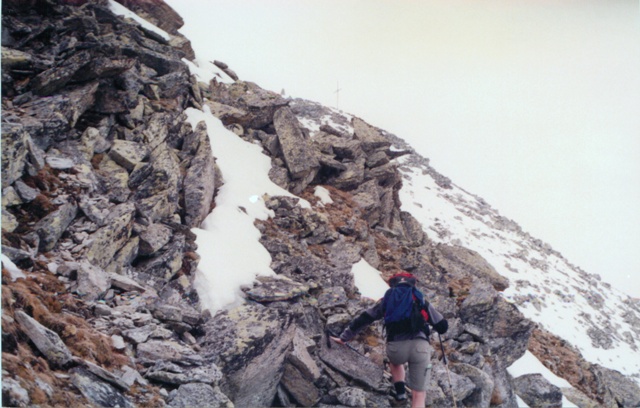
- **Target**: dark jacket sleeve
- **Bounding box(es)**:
[339,300,384,342]
[426,302,448,334]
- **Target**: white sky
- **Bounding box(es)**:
[165,0,640,298]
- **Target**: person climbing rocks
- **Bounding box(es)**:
[331,271,449,408]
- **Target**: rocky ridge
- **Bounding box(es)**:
[2,1,639,407]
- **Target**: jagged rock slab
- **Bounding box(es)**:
[245,275,309,303]
[514,373,563,408]
[200,304,296,407]
[318,335,384,390]
[71,368,134,408]
[15,310,72,368]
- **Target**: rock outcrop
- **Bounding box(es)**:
[2,1,638,407]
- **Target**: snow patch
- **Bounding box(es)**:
[107,0,171,41]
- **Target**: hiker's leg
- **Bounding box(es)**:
[390,362,405,383]
[407,340,433,407]
[411,390,426,408]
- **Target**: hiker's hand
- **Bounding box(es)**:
[330,336,345,345]
[434,319,448,334]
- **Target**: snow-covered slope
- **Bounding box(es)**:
[291,99,640,386]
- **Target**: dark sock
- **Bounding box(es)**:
[394,381,406,395]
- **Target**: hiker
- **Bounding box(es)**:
[331,271,448,408]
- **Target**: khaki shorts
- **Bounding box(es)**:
[386,339,433,391]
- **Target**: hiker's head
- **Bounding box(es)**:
[388,271,417,287]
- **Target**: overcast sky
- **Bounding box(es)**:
[166,0,640,297]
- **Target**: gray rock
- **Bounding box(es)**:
[352,117,391,153]
[318,334,384,390]
[71,368,134,408]
[15,310,72,368]
[485,362,519,408]
[365,149,390,168]
[109,273,146,292]
[138,223,172,255]
[210,80,289,129]
[34,200,78,252]
[146,361,223,386]
[168,383,233,408]
[333,386,367,407]
[21,81,100,149]
[318,286,349,311]
[399,210,427,247]
[95,155,131,204]
[280,361,321,407]
[273,106,319,191]
[560,387,600,408]
[1,124,30,188]
[31,50,92,96]
[108,139,150,171]
[136,339,201,364]
[85,202,135,269]
[2,209,19,233]
[331,158,366,191]
[13,179,38,202]
[49,153,82,170]
[1,46,33,69]
[353,179,382,227]
[111,335,125,350]
[2,377,30,407]
[435,244,510,291]
[2,186,22,207]
[106,237,140,275]
[129,144,181,222]
[94,304,112,317]
[592,364,640,408]
[245,275,310,303]
[450,363,494,408]
[120,365,148,387]
[205,100,247,122]
[135,233,185,282]
[459,281,533,367]
[182,122,216,228]
[76,261,110,301]
[200,303,296,407]
[80,360,130,391]
[123,325,156,344]
[514,373,563,408]
[152,304,182,322]
[289,329,321,381]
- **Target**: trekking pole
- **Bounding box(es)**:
[438,333,458,408]
[326,329,364,356]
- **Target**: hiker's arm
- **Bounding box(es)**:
[426,303,448,334]
[339,302,383,342]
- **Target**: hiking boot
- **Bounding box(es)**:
[392,390,407,402]
[391,381,407,402]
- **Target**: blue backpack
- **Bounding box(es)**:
[382,273,429,337]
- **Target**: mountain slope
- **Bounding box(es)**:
[2,1,639,407]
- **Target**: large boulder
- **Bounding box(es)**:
[182,122,216,228]
[592,364,640,408]
[459,281,533,367]
[513,373,563,408]
[435,244,510,291]
[200,304,297,407]
[85,202,135,269]
[1,123,29,188]
[273,106,320,193]
[450,363,495,408]
[318,334,385,390]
